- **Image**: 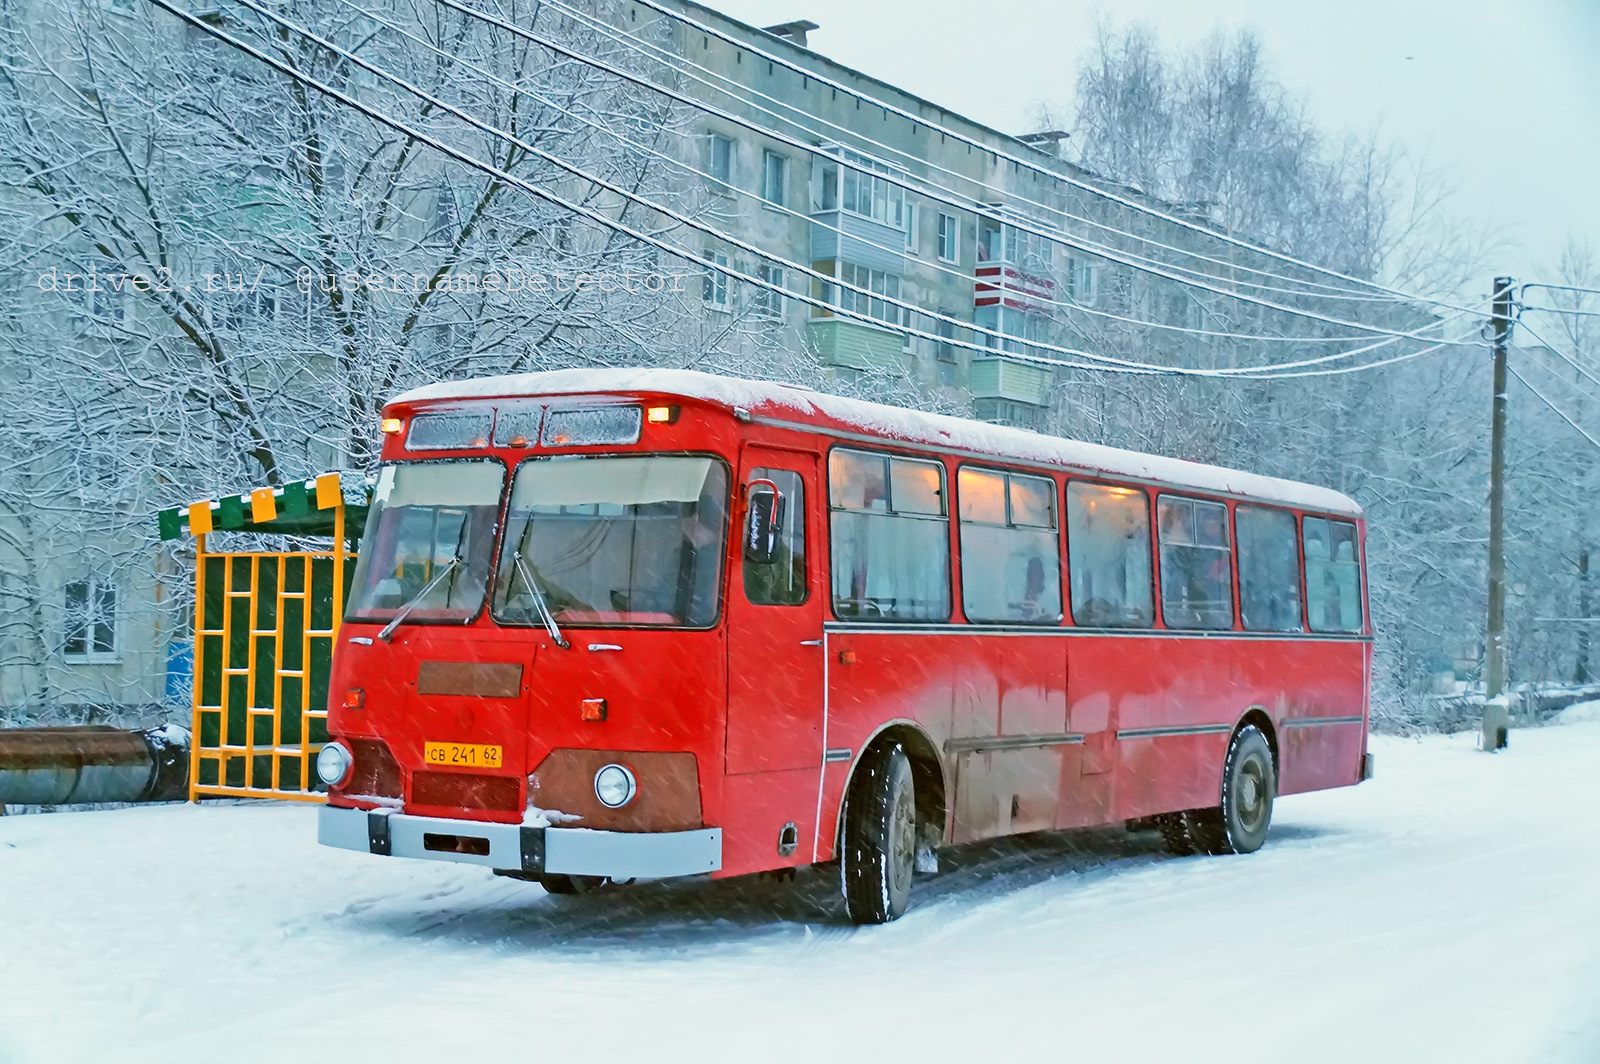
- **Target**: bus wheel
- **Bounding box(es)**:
[538,873,606,895]
[1157,812,1198,856]
[1193,725,1276,855]
[840,743,917,925]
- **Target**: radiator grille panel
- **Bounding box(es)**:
[343,739,401,798]
[411,771,521,812]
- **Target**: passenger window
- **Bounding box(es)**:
[1236,506,1303,632]
[1304,516,1363,632]
[1066,482,1153,627]
[958,468,1061,624]
[1157,496,1234,630]
[743,468,807,606]
[830,450,950,621]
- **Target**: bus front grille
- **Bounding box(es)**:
[410,771,521,813]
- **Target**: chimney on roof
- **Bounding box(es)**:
[762,20,819,48]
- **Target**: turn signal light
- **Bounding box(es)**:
[343,688,365,709]
[646,405,680,424]
[581,697,608,722]
[380,417,404,434]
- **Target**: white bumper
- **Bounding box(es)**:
[318,804,721,879]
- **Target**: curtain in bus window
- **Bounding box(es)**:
[1157,496,1234,630]
[958,468,1062,624]
[744,467,807,606]
[1065,483,1153,627]
[346,460,505,623]
[493,456,729,627]
[1236,505,1304,632]
[1304,516,1363,632]
[830,449,950,621]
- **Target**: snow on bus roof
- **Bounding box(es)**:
[394,368,1362,517]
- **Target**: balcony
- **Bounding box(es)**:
[810,209,907,275]
[970,355,1052,406]
[974,259,1056,313]
[806,317,905,372]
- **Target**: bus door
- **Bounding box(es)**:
[725,447,824,776]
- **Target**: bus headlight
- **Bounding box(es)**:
[593,763,637,808]
[317,741,354,787]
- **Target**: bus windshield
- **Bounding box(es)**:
[492,455,728,628]
[346,460,505,623]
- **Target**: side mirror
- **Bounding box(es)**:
[743,479,785,564]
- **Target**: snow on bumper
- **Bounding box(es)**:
[318,804,721,879]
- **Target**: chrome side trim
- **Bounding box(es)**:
[820,622,1372,643]
[823,747,852,763]
[1281,715,1366,728]
[945,732,1085,754]
[1116,724,1233,740]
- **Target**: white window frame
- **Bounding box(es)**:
[1069,258,1099,307]
[708,133,735,190]
[761,150,787,209]
[754,264,785,320]
[937,213,960,264]
[904,202,919,254]
[63,576,118,662]
[702,250,730,310]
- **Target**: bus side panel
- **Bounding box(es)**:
[1275,640,1368,795]
[813,630,960,862]
[1102,635,1234,823]
[716,767,821,878]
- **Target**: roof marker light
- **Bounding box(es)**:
[646,405,680,424]
[380,417,404,434]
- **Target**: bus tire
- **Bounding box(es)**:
[1192,725,1275,855]
[1157,811,1198,856]
[538,873,606,895]
[840,743,917,925]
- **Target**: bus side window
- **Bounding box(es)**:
[957,467,1062,624]
[829,449,951,621]
[1065,482,1153,628]
[1236,505,1303,632]
[1304,516,1363,633]
[1156,496,1234,630]
[744,468,807,606]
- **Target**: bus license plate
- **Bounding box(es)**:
[423,742,503,769]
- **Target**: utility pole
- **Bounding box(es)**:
[1483,276,1514,751]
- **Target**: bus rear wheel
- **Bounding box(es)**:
[1190,725,1276,855]
[840,743,917,925]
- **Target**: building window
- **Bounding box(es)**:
[1068,258,1098,306]
[708,133,734,188]
[753,264,785,320]
[812,147,905,228]
[702,250,729,308]
[937,213,960,263]
[935,314,958,363]
[64,578,116,660]
[761,150,787,207]
[904,203,919,253]
[832,261,904,327]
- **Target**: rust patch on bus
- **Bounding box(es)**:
[416,661,523,698]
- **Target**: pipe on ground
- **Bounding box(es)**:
[0,725,190,806]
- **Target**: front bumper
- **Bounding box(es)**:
[318,804,721,879]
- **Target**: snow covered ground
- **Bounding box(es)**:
[3,725,1598,1064]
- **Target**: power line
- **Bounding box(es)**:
[421,0,1462,342]
[1522,304,1600,320]
[217,0,1470,379]
[537,0,1404,305]
[335,0,1389,349]
[1508,362,1600,452]
[1512,317,1600,395]
[621,0,1474,311]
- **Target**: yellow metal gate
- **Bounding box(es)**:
[159,472,361,802]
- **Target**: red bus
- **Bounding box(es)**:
[316,368,1373,923]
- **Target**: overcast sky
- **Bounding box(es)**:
[708,0,1599,301]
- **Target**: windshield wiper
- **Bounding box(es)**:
[378,556,461,643]
[511,547,570,649]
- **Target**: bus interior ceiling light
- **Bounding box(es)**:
[317,742,353,786]
[594,763,638,808]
